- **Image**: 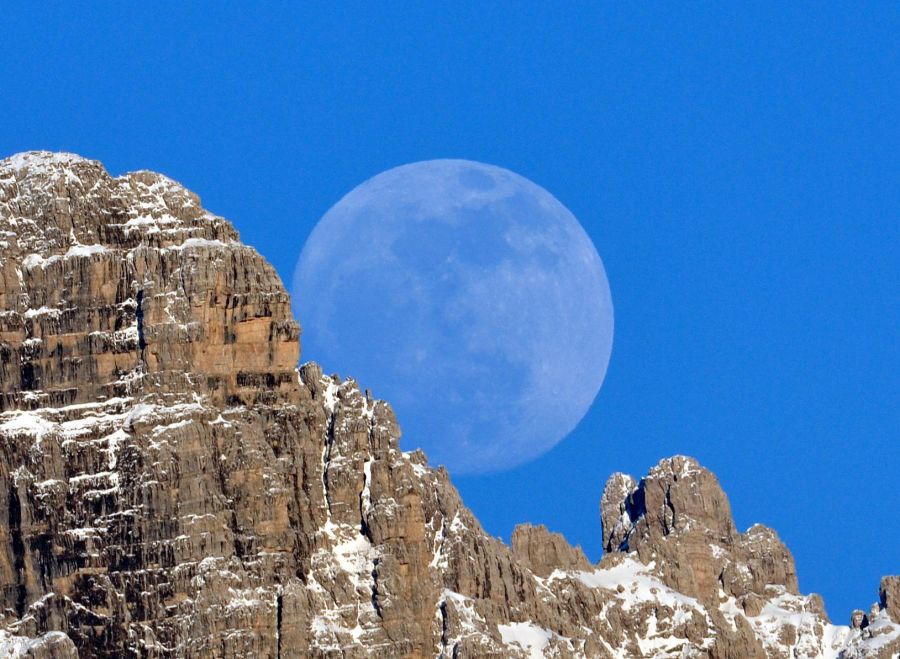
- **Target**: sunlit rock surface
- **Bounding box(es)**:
[0,152,897,658]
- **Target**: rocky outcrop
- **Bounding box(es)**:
[0,151,298,414]
[599,455,798,606]
[511,524,591,578]
[599,457,900,658]
[599,472,636,554]
[882,577,900,624]
[0,152,896,658]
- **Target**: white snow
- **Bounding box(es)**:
[719,588,900,658]
[718,594,743,632]
[124,403,155,426]
[498,622,553,658]
[741,589,900,658]
[331,534,378,579]
[19,244,107,269]
[0,412,55,439]
[552,557,706,615]
[860,610,900,652]
[64,244,108,259]
[170,238,232,251]
[428,515,448,570]
[307,519,381,651]
[102,429,128,469]
[23,306,61,319]
[122,214,179,228]
[361,458,373,513]
[402,451,430,477]
[2,151,90,175]
[0,629,70,657]
[22,253,60,269]
[225,586,271,611]
[322,377,339,413]
[65,527,104,541]
[442,589,485,630]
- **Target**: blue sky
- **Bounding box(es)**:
[2,4,897,619]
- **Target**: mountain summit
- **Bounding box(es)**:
[0,152,896,657]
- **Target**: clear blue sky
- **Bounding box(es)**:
[2,3,897,620]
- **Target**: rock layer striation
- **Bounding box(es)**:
[0,152,897,658]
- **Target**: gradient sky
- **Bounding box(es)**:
[2,3,897,620]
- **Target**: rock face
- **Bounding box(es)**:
[599,456,800,608]
[0,151,897,658]
[883,578,900,625]
[511,524,591,578]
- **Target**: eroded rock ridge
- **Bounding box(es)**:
[0,152,896,658]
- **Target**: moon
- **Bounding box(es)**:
[292,160,613,474]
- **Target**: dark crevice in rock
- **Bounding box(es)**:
[20,362,36,391]
[322,403,335,518]
[439,599,450,656]
[620,484,646,551]
[33,532,53,590]
[9,486,27,617]
[275,587,283,659]
[135,289,147,360]
[370,557,383,619]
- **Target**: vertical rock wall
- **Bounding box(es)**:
[0,152,896,658]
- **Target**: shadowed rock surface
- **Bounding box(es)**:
[0,152,897,658]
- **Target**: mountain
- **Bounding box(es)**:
[0,151,896,658]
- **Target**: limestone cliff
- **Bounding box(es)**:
[0,152,896,658]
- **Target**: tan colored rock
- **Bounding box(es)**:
[599,471,636,552]
[511,524,590,577]
[0,152,897,658]
[599,455,800,605]
[882,576,900,624]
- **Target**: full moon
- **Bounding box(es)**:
[292,160,613,474]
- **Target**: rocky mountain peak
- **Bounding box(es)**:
[0,151,298,414]
[599,471,637,554]
[511,523,591,578]
[600,456,799,607]
[0,152,897,657]
[3,150,95,174]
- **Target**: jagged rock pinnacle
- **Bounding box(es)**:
[0,153,896,658]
